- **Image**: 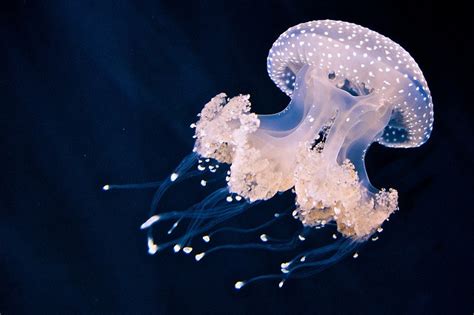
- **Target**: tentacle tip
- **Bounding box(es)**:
[170,173,179,182]
[234,281,245,290]
[183,247,193,254]
[147,238,159,255]
[278,280,285,288]
[140,215,161,229]
[202,235,210,243]
[280,260,291,273]
[148,246,159,255]
[102,184,110,191]
[280,262,291,269]
[195,253,205,261]
[173,244,182,253]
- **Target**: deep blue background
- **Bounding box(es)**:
[1,0,472,314]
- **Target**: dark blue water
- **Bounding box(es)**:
[1,1,472,314]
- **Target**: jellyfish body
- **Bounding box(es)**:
[107,20,433,288]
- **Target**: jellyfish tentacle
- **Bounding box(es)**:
[208,208,291,237]
[198,229,304,261]
[178,187,234,247]
[145,187,256,254]
[103,153,199,192]
[233,239,360,289]
[143,202,249,223]
[148,153,199,218]
[283,238,359,278]
[103,181,164,191]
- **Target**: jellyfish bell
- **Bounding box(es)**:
[105,20,433,288]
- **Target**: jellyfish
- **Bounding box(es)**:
[105,20,433,289]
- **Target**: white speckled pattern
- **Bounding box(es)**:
[267,20,433,148]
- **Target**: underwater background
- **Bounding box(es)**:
[1,0,472,313]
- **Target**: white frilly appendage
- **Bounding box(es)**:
[194,93,292,202]
[294,145,398,239]
[194,66,399,240]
